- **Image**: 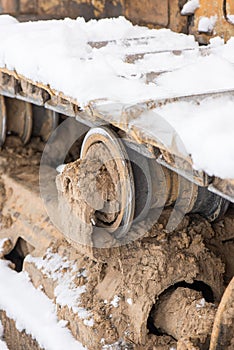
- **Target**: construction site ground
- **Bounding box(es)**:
[0,137,233,350]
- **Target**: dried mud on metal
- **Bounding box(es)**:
[0,139,234,350]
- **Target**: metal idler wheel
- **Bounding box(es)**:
[5,97,33,144]
[0,95,7,147]
[32,106,59,141]
[126,147,168,223]
[80,126,135,239]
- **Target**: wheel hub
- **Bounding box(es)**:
[80,126,135,239]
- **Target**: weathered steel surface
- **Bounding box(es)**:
[190,0,234,43]
[209,178,234,203]
[169,0,188,33]
[124,0,169,27]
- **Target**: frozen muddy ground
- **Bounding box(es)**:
[0,258,86,350]
[0,140,233,350]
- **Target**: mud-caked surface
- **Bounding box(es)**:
[0,136,43,168]
[153,287,216,348]
[24,211,230,350]
[0,139,234,350]
[0,138,43,232]
[56,151,122,249]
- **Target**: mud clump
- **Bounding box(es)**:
[0,238,13,258]
[153,287,216,348]
[56,156,121,249]
[26,219,225,349]
[0,180,12,230]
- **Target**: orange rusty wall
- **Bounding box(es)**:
[190,0,234,43]
[0,0,124,20]
[0,0,188,33]
[125,0,187,32]
[0,0,18,15]
[34,0,124,19]
[226,0,234,16]
[125,0,169,27]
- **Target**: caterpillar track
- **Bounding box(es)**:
[0,1,234,349]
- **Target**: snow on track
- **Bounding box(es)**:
[0,15,197,106]
[181,0,200,15]
[135,96,234,179]
[1,16,234,178]
[0,260,86,350]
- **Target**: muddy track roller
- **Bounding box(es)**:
[74,125,229,237]
[0,95,59,145]
[80,126,135,239]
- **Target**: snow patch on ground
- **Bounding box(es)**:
[0,259,86,350]
[110,295,120,308]
[102,340,129,349]
[25,250,94,326]
[198,16,217,33]
[126,298,133,305]
[0,15,18,25]
[0,321,9,350]
[196,298,206,309]
[181,0,200,15]
[0,338,9,350]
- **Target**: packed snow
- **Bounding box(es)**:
[0,15,18,25]
[0,16,234,178]
[181,0,200,15]
[0,337,9,350]
[25,250,94,326]
[0,259,86,350]
[227,15,234,25]
[0,15,197,107]
[135,96,234,179]
[198,16,217,33]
